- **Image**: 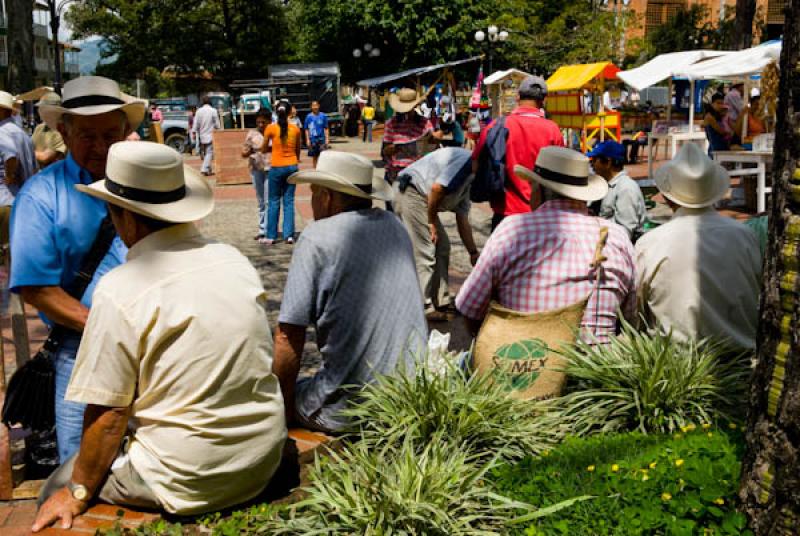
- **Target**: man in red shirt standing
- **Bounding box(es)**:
[472,76,564,230]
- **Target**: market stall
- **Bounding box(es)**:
[545,62,621,151]
[484,68,532,117]
[674,40,782,213]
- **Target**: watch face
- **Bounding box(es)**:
[72,485,89,501]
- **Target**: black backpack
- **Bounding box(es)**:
[470,116,508,203]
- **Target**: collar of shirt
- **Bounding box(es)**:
[512,106,545,118]
[0,117,13,129]
[608,170,629,188]
[674,206,716,218]
[64,154,96,186]
[537,198,589,215]
[127,222,201,261]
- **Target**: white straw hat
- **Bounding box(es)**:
[389,88,423,114]
[0,91,14,112]
[288,150,393,202]
[654,143,730,209]
[76,141,214,223]
[39,76,145,130]
[515,146,608,202]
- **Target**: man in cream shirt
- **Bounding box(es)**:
[33,141,286,531]
[635,143,761,352]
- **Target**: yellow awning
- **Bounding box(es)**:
[546,62,620,92]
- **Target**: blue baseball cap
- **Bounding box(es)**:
[587,141,626,162]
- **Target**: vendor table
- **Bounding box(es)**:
[713,151,773,213]
[647,131,709,181]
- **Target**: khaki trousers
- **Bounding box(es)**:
[397,187,451,311]
[38,450,160,510]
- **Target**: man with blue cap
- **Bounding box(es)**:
[588,140,647,241]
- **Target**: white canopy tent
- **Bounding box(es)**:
[484,68,532,86]
[674,41,781,81]
[484,68,533,116]
[617,50,730,91]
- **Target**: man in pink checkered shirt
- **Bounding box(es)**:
[455,146,636,343]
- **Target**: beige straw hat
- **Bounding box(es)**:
[0,91,15,112]
[654,143,730,209]
[289,150,394,202]
[39,76,145,130]
[389,88,423,114]
[515,146,608,202]
[76,141,214,223]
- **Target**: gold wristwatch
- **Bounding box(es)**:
[68,481,89,502]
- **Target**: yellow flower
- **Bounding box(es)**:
[675,459,684,468]
[611,464,620,472]
[674,433,683,440]
[728,423,738,430]
[661,492,672,501]
[642,474,650,482]
[686,423,697,432]
[649,462,658,469]
[680,426,689,433]
[707,432,714,438]
[542,450,550,457]
[587,465,595,472]
[702,423,711,430]
[679,479,686,487]
[713,498,725,505]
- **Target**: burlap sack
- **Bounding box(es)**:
[473,298,587,401]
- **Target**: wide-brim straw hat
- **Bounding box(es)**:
[389,88,423,114]
[0,91,14,112]
[654,142,730,209]
[39,76,145,131]
[76,141,214,223]
[515,146,608,202]
[289,150,394,202]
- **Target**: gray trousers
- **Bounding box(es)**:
[38,450,160,510]
[397,187,451,311]
[200,142,214,173]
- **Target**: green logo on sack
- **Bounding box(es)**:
[491,338,549,391]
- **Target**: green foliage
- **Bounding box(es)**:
[102,518,184,535]
[542,321,751,436]
[342,358,564,463]
[492,427,752,535]
[66,0,290,87]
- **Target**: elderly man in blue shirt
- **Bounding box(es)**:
[9,76,144,462]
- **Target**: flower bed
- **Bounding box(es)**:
[492,426,751,535]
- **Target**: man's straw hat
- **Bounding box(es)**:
[77,141,214,223]
[654,143,730,209]
[0,91,15,112]
[389,88,423,114]
[289,150,393,202]
[515,146,608,202]
[39,76,145,130]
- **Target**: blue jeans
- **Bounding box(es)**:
[267,165,297,241]
[251,168,267,236]
[362,120,374,142]
[53,336,86,463]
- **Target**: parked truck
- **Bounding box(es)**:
[231,62,343,135]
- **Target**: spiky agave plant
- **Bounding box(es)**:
[342,353,566,463]
[543,319,752,436]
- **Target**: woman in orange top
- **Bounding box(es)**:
[261,100,302,244]
[734,95,766,146]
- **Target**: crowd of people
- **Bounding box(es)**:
[0,73,765,531]
[703,81,767,156]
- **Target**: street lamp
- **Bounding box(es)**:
[353,43,381,59]
[47,0,78,94]
[474,25,508,74]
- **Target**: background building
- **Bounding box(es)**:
[0,0,80,91]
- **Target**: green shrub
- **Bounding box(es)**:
[493,425,751,536]
[343,357,564,462]
[544,321,751,436]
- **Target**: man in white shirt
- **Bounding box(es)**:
[192,95,220,176]
[32,141,286,530]
[635,143,761,352]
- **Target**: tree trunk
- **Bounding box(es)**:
[734,0,757,49]
[6,0,35,93]
[738,1,800,534]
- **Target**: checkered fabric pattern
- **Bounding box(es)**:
[455,199,637,342]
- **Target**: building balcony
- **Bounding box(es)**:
[33,23,48,38]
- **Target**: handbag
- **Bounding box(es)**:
[2,216,116,430]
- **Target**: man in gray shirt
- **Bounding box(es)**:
[274,151,427,432]
[396,147,479,321]
[588,141,647,241]
[0,91,37,242]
